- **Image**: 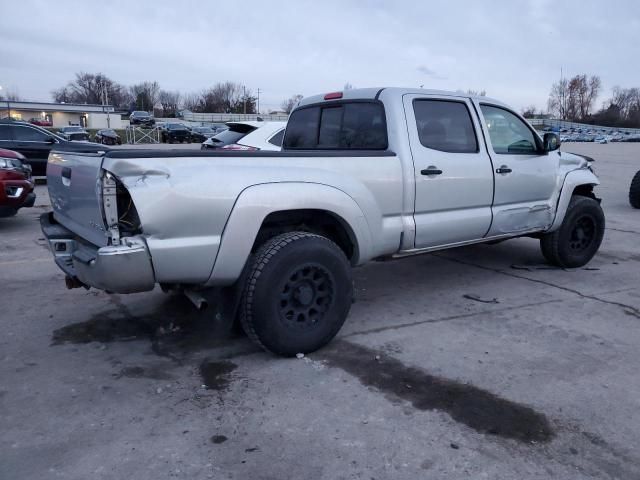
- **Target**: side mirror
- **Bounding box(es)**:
[543,132,560,152]
[46,136,57,144]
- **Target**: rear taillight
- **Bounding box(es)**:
[221,144,258,151]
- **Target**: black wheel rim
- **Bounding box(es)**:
[569,214,596,252]
[279,264,334,329]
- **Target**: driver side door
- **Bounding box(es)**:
[475,103,559,236]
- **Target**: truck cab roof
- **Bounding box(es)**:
[297,87,507,109]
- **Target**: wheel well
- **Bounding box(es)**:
[572,184,596,200]
[253,209,357,262]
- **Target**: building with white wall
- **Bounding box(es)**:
[0,100,124,129]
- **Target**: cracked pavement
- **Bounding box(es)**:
[1,143,640,479]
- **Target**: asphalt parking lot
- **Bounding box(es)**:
[1,143,640,480]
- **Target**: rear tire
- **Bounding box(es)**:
[240,232,353,356]
[630,170,640,209]
[540,195,605,268]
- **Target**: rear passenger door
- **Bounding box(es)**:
[10,125,56,176]
[403,94,495,248]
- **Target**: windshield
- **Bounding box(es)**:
[132,111,149,116]
[168,124,187,130]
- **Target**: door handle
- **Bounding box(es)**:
[421,167,443,176]
[496,165,512,174]
[61,167,72,179]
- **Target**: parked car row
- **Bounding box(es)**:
[561,133,640,143]
[0,118,105,176]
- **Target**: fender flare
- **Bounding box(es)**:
[547,168,600,232]
[206,182,373,286]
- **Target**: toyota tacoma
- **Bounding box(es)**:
[41,88,605,356]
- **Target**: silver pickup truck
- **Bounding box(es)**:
[41,87,604,356]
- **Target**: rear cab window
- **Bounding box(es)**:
[413,99,478,153]
[283,101,387,150]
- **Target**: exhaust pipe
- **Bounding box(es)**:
[184,289,208,311]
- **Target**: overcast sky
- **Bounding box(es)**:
[1,0,638,112]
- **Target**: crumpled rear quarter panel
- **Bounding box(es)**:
[102,157,236,283]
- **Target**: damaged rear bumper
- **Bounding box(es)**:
[40,212,156,293]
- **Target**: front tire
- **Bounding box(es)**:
[630,170,640,209]
[240,232,353,356]
[540,195,605,268]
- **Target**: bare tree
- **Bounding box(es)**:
[51,72,132,109]
[0,87,22,101]
[130,81,160,112]
[281,94,303,113]
[193,82,256,113]
[548,77,570,119]
[343,83,355,90]
[182,92,201,112]
[609,86,640,119]
[548,74,601,121]
[521,105,537,118]
[466,89,486,96]
[594,86,640,127]
[158,90,181,117]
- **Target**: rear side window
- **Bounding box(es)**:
[0,125,13,140]
[283,101,387,150]
[268,129,285,146]
[413,100,478,153]
[283,107,320,148]
[13,125,50,142]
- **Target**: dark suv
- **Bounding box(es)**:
[161,123,191,143]
[57,126,90,141]
[0,119,106,176]
[129,111,155,127]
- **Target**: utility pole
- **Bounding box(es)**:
[102,83,111,128]
[257,88,260,114]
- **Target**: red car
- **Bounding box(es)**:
[29,118,53,127]
[0,148,36,217]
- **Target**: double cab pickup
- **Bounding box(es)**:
[41,87,604,356]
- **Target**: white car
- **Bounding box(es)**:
[201,121,286,151]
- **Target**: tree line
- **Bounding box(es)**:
[12,71,640,127]
[546,73,640,128]
[50,72,261,116]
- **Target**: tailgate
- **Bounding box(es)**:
[47,151,109,247]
